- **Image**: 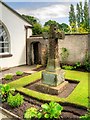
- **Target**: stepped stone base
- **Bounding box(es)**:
[36,81,68,95]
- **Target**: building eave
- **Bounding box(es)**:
[0,1,33,28]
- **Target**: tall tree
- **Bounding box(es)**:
[83,0,89,30]
[79,2,84,23]
[76,3,81,27]
[69,4,76,32]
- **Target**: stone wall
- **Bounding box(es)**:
[27,34,89,65]
[58,34,89,64]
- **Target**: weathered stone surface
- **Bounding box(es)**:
[36,81,68,95]
[42,69,65,86]
[42,24,65,86]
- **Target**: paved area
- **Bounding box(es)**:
[0,65,38,79]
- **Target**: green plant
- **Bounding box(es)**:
[0,84,15,102]
[62,65,74,70]
[61,48,69,63]
[24,107,42,120]
[24,102,63,119]
[41,101,63,119]
[16,71,23,76]
[75,62,81,68]
[84,51,90,71]
[4,73,13,80]
[7,93,24,107]
[80,114,90,120]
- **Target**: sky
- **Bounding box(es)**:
[3,0,89,26]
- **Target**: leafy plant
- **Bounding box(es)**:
[4,73,13,80]
[62,65,74,70]
[61,48,69,64]
[75,62,81,68]
[83,51,90,71]
[0,84,15,102]
[24,107,42,120]
[16,71,23,76]
[7,93,24,107]
[41,101,63,119]
[24,101,63,119]
[80,114,90,120]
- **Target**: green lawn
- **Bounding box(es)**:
[8,70,89,108]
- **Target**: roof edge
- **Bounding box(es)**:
[0,1,33,28]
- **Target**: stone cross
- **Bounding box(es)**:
[46,24,65,72]
[42,24,65,86]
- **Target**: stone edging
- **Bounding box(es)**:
[0,106,21,120]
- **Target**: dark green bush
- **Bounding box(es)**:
[7,93,24,107]
[16,71,23,76]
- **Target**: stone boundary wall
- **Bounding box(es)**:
[58,34,89,64]
[27,34,89,65]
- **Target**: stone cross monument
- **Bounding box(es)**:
[42,24,65,86]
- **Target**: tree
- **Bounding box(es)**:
[44,20,59,27]
[22,14,39,25]
[59,23,70,33]
[32,23,42,35]
[83,0,89,30]
[69,4,76,32]
[22,14,42,35]
[76,3,81,27]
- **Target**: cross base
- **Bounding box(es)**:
[42,69,65,87]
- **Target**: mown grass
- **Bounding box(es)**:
[7,70,89,108]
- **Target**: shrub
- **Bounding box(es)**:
[16,71,23,76]
[0,84,15,102]
[4,73,13,80]
[24,101,63,119]
[62,65,74,70]
[7,93,24,107]
[75,62,81,68]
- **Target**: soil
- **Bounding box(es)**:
[25,79,79,98]
[0,73,31,84]
[1,93,87,120]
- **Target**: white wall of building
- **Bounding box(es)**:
[0,3,32,68]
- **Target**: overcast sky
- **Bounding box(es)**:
[4,0,89,25]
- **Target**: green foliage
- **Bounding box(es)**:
[32,23,42,35]
[22,14,39,25]
[41,101,63,119]
[7,93,24,107]
[24,107,42,120]
[0,84,15,102]
[59,23,70,33]
[24,101,63,119]
[84,52,90,71]
[4,73,13,80]
[69,4,76,32]
[16,71,23,76]
[69,1,90,33]
[61,48,69,63]
[75,62,81,68]
[80,114,90,120]
[62,65,74,70]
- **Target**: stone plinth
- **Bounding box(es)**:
[36,81,68,95]
[42,69,65,86]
